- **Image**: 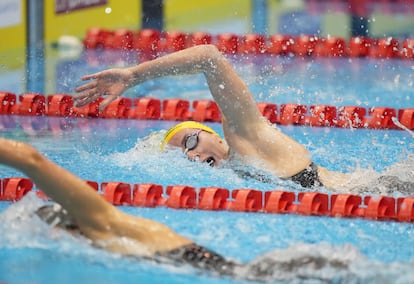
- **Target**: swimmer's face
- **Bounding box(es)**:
[167,128,229,167]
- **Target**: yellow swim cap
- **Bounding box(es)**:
[161,121,220,150]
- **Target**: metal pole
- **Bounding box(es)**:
[26,0,45,93]
[142,0,163,30]
[252,0,268,34]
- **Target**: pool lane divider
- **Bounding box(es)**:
[0,92,413,130]
[0,177,413,223]
[83,28,414,60]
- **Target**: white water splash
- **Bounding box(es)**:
[392,116,414,138]
[236,242,414,283]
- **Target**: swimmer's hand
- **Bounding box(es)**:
[74,68,133,112]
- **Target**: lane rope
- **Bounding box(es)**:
[0,177,413,223]
[0,92,413,130]
[82,28,414,60]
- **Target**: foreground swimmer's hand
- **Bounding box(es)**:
[74,68,133,112]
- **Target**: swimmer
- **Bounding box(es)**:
[74,44,411,191]
[0,137,352,281]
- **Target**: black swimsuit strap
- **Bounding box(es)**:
[157,243,237,276]
[289,162,322,188]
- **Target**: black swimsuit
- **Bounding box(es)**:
[234,162,322,188]
[289,162,322,188]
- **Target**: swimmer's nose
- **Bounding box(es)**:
[186,151,200,162]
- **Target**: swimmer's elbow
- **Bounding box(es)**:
[195,45,225,70]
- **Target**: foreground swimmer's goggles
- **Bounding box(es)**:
[183,129,202,154]
[183,129,215,166]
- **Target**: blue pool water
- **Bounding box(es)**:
[0,49,414,283]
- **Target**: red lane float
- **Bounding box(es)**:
[294,35,319,56]
[101,182,132,206]
[163,31,187,52]
[263,191,296,213]
[1,93,413,130]
[101,97,132,119]
[161,98,191,120]
[257,103,278,124]
[331,194,363,218]
[133,183,165,207]
[47,94,74,117]
[398,108,414,129]
[189,32,213,47]
[239,34,267,54]
[297,192,329,216]
[2,177,414,223]
[402,39,414,59]
[127,98,161,119]
[374,38,400,59]
[18,93,46,116]
[268,34,295,55]
[364,196,396,220]
[0,178,33,201]
[112,29,134,50]
[397,197,414,222]
[83,28,414,60]
[228,189,262,212]
[166,185,197,209]
[86,180,99,191]
[198,187,229,210]
[0,92,17,114]
[324,36,347,57]
[364,107,397,129]
[84,28,113,49]
[348,37,372,57]
[192,100,221,122]
[279,104,307,125]
[336,106,367,128]
[308,105,337,127]
[216,33,239,54]
[134,29,161,52]
[72,97,103,118]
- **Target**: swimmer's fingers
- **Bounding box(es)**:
[80,72,101,81]
[73,88,97,106]
[75,80,98,93]
[74,91,102,108]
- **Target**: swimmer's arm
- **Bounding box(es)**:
[0,138,139,239]
[0,138,192,251]
[75,45,263,128]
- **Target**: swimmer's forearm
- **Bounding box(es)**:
[0,138,116,231]
[126,45,260,122]
[127,45,223,86]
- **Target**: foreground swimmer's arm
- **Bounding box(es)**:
[75,44,262,128]
[0,138,192,255]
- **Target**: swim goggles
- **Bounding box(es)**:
[183,129,202,154]
[183,129,216,166]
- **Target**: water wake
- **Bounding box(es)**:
[237,242,414,283]
[336,154,414,196]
